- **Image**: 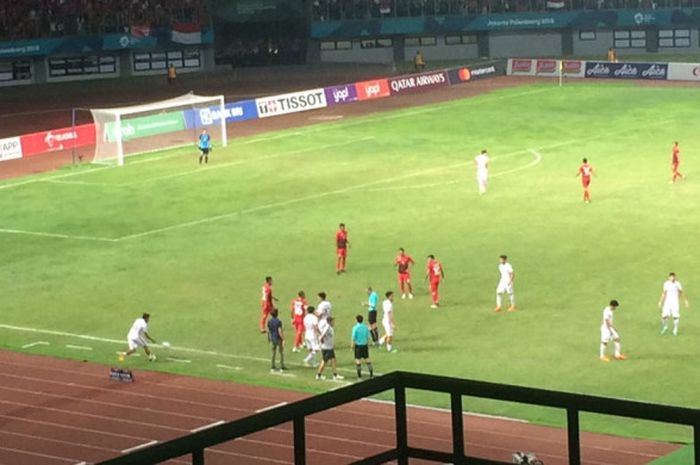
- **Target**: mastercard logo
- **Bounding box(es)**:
[458,68,471,82]
[693,67,700,77]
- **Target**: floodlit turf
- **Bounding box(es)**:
[1,82,699,445]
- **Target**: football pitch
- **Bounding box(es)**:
[1,81,699,445]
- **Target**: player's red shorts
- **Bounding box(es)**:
[672,162,680,172]
[430,278,441,292]
[261,303,273,315]
[337,247,347,258]
[293,319,304,330]
[398,272,411,283]
[581,176,591,188]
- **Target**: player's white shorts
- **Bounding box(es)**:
[477,171,488,182]
[304,335,319,351]
[600,326,619,343]
[662,303,680,319]
[496,281,513,294]
[128,337,147,351]
[382,319,393,337]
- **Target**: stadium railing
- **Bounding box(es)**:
[95,371,700,465]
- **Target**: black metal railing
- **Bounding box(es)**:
[96,371,700,465]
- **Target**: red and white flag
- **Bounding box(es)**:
[130,25,151,37]
[171,23,202,45]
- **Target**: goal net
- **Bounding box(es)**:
[89,93,227,166]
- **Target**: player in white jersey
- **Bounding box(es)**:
[495,255,515,312]
[315,292,332,322]
[302,306,320,367]
[120,313,157,361]
[378,291,396,352]
[600,300,626,362]
[658,272,689,336]
[474,150,490,195]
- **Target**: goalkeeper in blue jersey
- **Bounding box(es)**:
[198,129,211,164]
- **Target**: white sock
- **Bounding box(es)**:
[673,318,679,332]
[509,292,515,307]
[379,336,385,345]
[600,343,606,358]
[387,344,392,352]
[496,294,502,307]
[614,342,621,357]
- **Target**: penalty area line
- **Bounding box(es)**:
[0,228,117,243]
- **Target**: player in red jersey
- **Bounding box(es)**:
[259,276,278,333]
[425,255,445,308]
[290,291,307,352]
[576,158,594,203]
[395,248,415,299]
[335,223,349,275]
[671,141,684,183]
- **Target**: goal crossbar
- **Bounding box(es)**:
[88,93,227,166]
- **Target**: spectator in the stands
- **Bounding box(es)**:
[606,47,618,62]
[414,50,426,72]
[167,63,177,85]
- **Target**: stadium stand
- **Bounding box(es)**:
[0,0,208,40]
[310,0,700,20]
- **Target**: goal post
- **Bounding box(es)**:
[89,93,227,166]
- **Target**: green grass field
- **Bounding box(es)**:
[2,81,699,448]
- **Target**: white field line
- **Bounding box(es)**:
[65,344,93,351]
[167,357,192,363]
[366,149,542,193]
[0,323,366,376]
[121,440,158,454]
[121,137,375,186]
[115,146,547,241]
[0,86,553,194]
[255,401,288,413]
[21,341,49,349]
[0,228,117,243]
[0,115,675,242]
[0,165,114,191]
[216,364,242,370]
[190,420,225,433]
[41,179,120,187]
[269,371,296,378]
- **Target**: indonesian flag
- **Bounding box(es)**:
[546,0,566,7]
[171,23,202,45]
[130,25,151,37]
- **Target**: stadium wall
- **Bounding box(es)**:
[311,8,700,63]
[488,31,563,58]
[0,30,215,87]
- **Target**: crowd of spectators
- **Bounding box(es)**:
[216,38,305,67]
[0,0,208,41]
[312,0,699,20]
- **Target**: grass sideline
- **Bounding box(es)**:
[1,82,699,447]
